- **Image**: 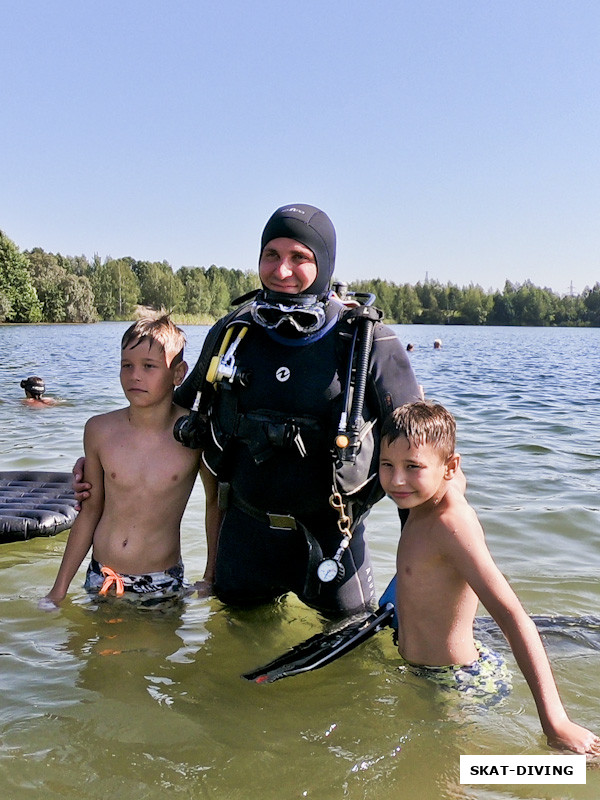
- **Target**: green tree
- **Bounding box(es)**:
[349,278,400,320]
[456,285,492,325]
[25,248,98,322]
[372,279,397,320]
[162,269,185,312]
[414,281,444,323]
[489,281,516,325]
[178,267,212,316]
[206,265,231,318]
[221,267,260,300]
[390,283,422,323]
[90,258,140,319]
[133,260,184,311]
[61,273,98,322]
[61,254,92,276]
[582,283,600,326]
[510,281,556,326]
[554,293,585,326]
[0,231,42,322]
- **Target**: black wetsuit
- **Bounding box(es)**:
[177,298,421,615]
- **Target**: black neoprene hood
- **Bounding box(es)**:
[259,204,337,299]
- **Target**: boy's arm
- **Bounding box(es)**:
[478,571,599,753]
[442,511,600,755]
[41,420,105,607]
[194,460,223,598]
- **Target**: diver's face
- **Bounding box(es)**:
[259,238,317,294]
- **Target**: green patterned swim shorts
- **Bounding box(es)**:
[398,640,512,706]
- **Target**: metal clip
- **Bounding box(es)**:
[267,513,297,530]
[329,491,352,538]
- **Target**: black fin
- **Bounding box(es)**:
[242,603,395,684]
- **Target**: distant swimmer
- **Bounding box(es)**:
[406,343,414,351]
[433,338,442,349]
[20,376,57,407]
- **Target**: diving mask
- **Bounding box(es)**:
[251,297,327,334]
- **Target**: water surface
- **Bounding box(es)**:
[1,322,599,800]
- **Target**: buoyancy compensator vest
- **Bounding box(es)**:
[173,291,385,526]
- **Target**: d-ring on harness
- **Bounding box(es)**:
[316,295,381,585]
[316,490,353,583]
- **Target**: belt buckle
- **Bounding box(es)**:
[267,513,297,530]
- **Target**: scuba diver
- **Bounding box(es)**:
[174,203,423,616]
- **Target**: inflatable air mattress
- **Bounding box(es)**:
[0,471,78,542]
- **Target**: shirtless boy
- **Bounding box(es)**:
[379,400,600,755]
[40,316,200,608]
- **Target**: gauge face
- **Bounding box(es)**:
[317,559,340,583]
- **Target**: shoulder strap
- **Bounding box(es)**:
[334,303,383,462]
[174,302,254,409]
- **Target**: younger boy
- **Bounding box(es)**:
[40,316,200,608]
[379,401,600,755]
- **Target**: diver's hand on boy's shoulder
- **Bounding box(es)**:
[72,456,91,508]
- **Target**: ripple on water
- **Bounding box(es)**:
[1,323,600,800]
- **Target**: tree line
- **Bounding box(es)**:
[1,229,599,326]
[349,277,600,327]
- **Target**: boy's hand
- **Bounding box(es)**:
[194,579,214,598]
[72,456,91,508]
[38,595,61,612]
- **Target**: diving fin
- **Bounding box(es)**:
[378,575,399,630]
[242,603,395,684]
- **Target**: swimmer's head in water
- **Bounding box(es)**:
[21,376,45,399]
[259,204,336,300]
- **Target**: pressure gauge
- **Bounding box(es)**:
[317,558,342,583]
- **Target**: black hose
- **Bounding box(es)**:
[348,316,374,432]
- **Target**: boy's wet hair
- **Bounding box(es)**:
[381,401,456,461]
[121,316,186,367]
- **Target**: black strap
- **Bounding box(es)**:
[174,304,253,409]
[226,490,324,599]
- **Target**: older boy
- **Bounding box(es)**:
[40,317,200,608]
[379,401,600,755]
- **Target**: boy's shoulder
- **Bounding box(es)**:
[85,408,128,433]
[172,402,190,421]
[429,487,482,542]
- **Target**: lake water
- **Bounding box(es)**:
[1,322,599,800]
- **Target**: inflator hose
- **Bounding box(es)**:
[348,316,374,433]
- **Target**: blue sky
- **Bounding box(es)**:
[2,1,598,294]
